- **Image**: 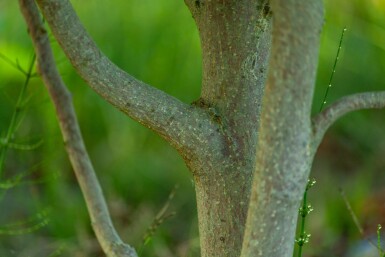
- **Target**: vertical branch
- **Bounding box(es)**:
[241,1,324,257]
[182,1,273,256]
[19,0,137,256]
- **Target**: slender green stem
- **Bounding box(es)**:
[297,190,307,257]
[295,179,315,257]
[297,26,347,257]
[297,243,303,257]
[319,27,346,112]
[378,224,383,257]
[0,54,36,176]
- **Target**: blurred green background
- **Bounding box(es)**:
[0,0,385,256]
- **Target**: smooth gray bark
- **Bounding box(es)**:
[241,1,324,256]
[35,0,224,162]
[22,0,385,257]
[312,91,385,147]
[184,1,272,255]
[37,0,272,255]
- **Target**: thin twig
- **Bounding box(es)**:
[139,185,178,255]
[19,0,137,256]
[339,188,378,249]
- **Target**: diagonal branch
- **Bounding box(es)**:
[35,0,216,154]
[19,0,137,256]
[312,91,385,148]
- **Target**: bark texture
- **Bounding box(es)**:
[241,1,324,256]
[185,1,272,256]
[37,0,272,256]
[25,0,385,257]
[35,0,222,163]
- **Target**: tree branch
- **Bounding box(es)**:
[19,0,137,256]
[312,91,385,147]
[241,1,324,256]
[35,0,216,154]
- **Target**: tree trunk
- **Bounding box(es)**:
[31,1,385,257]
[183,1,272,256]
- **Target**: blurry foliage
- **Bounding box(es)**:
[0,0,385,256]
